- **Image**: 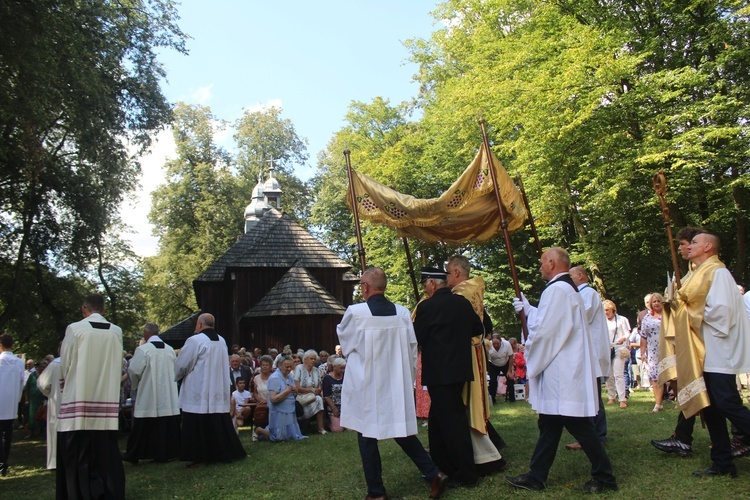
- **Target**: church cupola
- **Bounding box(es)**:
[263,162,282,209]
[244,175,268,233]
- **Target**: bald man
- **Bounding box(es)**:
[506,248,616,493]
[677,232,750,477]
[175,313,246,466]
[564,266,610,450]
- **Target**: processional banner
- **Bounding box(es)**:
[345,145,527,244]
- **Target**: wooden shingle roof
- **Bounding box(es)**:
[160,311,201,349]
[244,265,346,317]
[195,209,350,283]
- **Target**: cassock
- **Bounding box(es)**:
[338,293,441,499]
[123,335,180,463]
[338,301,418,438]
[578,284,609,380]
[522,273,616,487]
[57,312,125,500]
[695,265,750,472]
[525,277,599,417]
[37,357,62,470]
[174,329,245,464]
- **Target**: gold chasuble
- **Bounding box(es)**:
[657,268,694,386]
[451,277,491,433]
[672,255,725,418]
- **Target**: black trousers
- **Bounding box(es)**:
[427,383,477,485]
[593,378,607,441]
[357,432,439,497]
[674,411,696,444]
[56,430,125,500]
[0,419,13,470]
[488,363,502,403]
[528,413,616,486]
[702,372,750,469]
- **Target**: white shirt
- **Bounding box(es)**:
[232,389,252,413]
[175,331,231,414]
[524,276,600,417]
[703,268,750,374]
[579,284,610,379]
[337,301,418,439]
[128,335,180,418]
[488,339,513,367]
[0,351,25,420]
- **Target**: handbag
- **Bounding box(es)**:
[253,403,269,427]
[617,345,631,359]
[296,392,316,406]
[35,402,47,422]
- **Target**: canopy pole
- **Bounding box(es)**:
[401,237,421,304]
[653,172,682,289]
[515,174,543,257]
[479,119,529,341]
[344,150,367,272]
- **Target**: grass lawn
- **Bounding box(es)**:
[3,389,749,498]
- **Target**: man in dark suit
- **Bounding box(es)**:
[229,355,253,395]
[414,267,484,487]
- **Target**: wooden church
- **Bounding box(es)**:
[161,169,357,351]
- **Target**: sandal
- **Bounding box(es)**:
[652,404,663,413]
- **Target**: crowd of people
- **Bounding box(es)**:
[2,228,750,497]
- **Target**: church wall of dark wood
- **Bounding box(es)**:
[238,315,342,353]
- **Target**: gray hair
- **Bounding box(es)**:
[333,357,347,368]
[304,349,318,362]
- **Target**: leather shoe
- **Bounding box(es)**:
[505,473,545,491]
[565,441,582,450]
[429,472,448,498]
[580,479,618,493]
[692,465,737,478]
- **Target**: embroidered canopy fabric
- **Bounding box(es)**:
[346,146,527,244]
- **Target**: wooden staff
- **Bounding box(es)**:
[515,174,543,257]
[401,237,421,304]
[479,119,529,341]
[343,150,367,272]
[653,171,682,289]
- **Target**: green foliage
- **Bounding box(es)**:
[311,0,750,328]
[0,0,185,355]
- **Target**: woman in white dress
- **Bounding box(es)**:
[293,349,327,434]
[603,300,632,408]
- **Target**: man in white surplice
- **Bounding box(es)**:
[564,265,611,450]
[505,248,617,493]
[338,267,448,499]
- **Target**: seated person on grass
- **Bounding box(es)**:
[231,378,254,427]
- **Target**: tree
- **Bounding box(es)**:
[234,107,312,224]
[0,0,185,353]
[145,103,242,327]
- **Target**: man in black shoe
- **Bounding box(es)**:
[0,334,25,476]
[565,266,610,450]
[506,248,617,492]
[414,266,482,487]
[651,227,701,458]
[675,233,750,477]
[339,267,448,499]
